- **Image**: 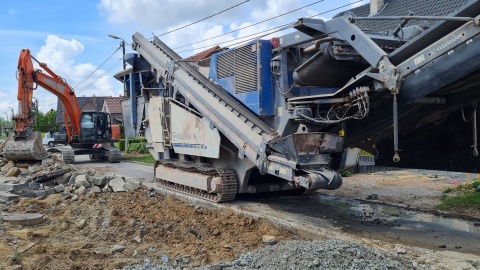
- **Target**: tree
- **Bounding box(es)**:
[36,109,59,132]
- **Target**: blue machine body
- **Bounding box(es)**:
[209,40,275,116]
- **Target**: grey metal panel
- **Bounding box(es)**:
[335,0,469,33]
[136,96,145,138]
[121,99,135,139]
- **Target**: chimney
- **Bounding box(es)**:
[370,0,385,15]
[92,95,97,109]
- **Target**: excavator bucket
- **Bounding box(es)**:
[3,131,49,161]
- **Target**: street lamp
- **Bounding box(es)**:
[108,34,126,70]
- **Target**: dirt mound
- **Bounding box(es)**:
[1,190,301,269]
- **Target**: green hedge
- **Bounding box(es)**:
[119,138,147,151]
[127,143,148,154]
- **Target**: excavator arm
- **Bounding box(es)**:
[4,49,82,161]
[16,49,82,141]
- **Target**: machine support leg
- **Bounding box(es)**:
[392,93,400,162]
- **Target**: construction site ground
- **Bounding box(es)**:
[0,156,479,269]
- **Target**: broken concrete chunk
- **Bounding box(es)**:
[3,213,43,226]
[5,167,21,177]
[262,235,276,245]
[64,186,74,193]
[77,218,87,229]
[102,186,112,193]
[109,176,126,192]
[92,174,108,186]
[74,174,91,188]
[29,181,41,190]
[41,158,54,166]
[0,191,20,202]
[124,180,141,192]
[133,236,142,244]
[74,186,87,195]
[110,244,126,254]
[68,172,81,186]
[1,161,14,173]
[54,185,65,193]
[54,172,72,185]
[91,186,102,193]
[29,165,43,174]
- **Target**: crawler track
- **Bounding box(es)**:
[155,160,237,202]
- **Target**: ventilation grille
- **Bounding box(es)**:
[217,44,258,94]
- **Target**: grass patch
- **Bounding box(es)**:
[438,192,480,210]
[443,187,453,193]
[122,153,155,165]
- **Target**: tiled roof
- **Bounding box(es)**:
[335,0,469,32]
[56,96,106,124]
[185,46,226,67]
[104,97,124,114]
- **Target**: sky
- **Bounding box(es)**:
[0,0,368,118]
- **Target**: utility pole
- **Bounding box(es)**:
[8,107,13,130]
[109,34,129,151]
[4,112,8,136]
[32,97,39,131]
[108,34,126,70]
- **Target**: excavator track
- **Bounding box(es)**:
[104,146,121,163]
[155,160,237,202]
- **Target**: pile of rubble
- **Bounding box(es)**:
[0,144,140,202]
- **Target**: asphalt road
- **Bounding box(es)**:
[74,154,154,180]
[50,144,154,180]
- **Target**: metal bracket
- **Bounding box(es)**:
[166,61,175,76]
[238,149,245,160]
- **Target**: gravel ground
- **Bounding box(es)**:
[123,239,416,270]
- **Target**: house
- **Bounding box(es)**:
[102,97,124,124]
[183,45,226,77]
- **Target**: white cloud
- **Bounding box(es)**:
[33,35,121,112]
[351,0,369,8]
[251,0,300,21]
[98,0,252,29]
[98,0,367,57]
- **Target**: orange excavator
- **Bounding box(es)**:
[3,49,121,163]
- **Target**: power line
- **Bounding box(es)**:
[177,23,295,54]
[72,46,121,89]
[76,58,122,94]
[174,0,325,50]
[177,1,362,54]
[151,0,251,38]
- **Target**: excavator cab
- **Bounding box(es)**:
[79,111,116,142]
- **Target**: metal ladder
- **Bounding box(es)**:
[161,98,171,147]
